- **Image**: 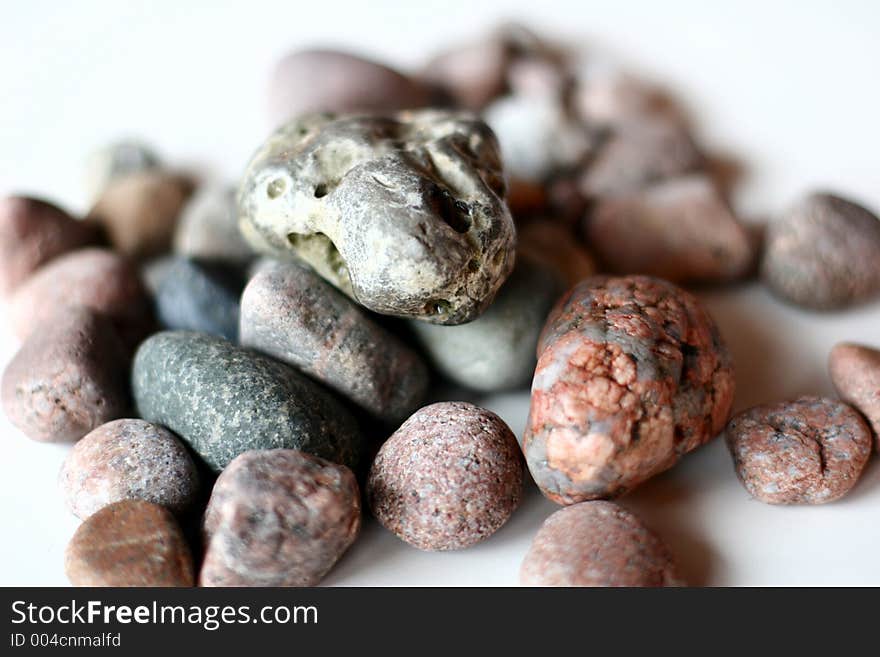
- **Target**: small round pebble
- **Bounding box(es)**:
[520,501,683,587]
[367,402,523,551]
[200,449,360,587]
[2,307,129,443]
[65,500,193,587]
[724,396,872,505]
[84,140,160,201]
[8,247,153,348]
[829,342,880,451]
[761,192,880,309]
[173,184,253,264]
[59,419,200,519]
[0,196,102,296]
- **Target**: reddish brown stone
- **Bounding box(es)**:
[0,196,102,296]
[2,307,129,443]
[517,220,597,288]
[520,501,682,587]
[200,449,360,587]
[829,342,880,450]
[367,402,523,551]
[65,500,194,587]
[8,247,153,348]
[523,275,735,503]
[724,396,872,504]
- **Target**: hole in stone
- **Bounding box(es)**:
[428,184,471,234]
[424,299,451,316]
[467,258,480,272]
[313,183,329,198]
[266,178,286,199]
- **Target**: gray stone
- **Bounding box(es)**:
[237,110,516,325]
[85,140,160,201]
[131,331,362,472]
[173,184,253,264]
[410,256,563,392]
[240,260,428,422]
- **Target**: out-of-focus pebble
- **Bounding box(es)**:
[173,184,253,264]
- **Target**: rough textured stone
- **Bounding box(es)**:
[8,247,154,348]
[87,170,193,259]
[240,260,427,422]
[84,140,160,201]
[132,331,362,472]
[367,402,523,550]
[517,219,597,288]
[59,419,200,519]
[155,257,245,341]
[0,196,102,296]
[829,342,880,451]
[724,397,872,504]
[238,110,515,325]
[523,275,735,503]
[200,449,360,587]
[65,500,193,587]
[520,501,682,587]
[410,256,564,392]
[173,184,253,264]
[2,307,129,443]
[761,192,880,309]
[268,49,430,126]
[585,175,754,283]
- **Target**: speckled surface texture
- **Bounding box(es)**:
[240,260,427,422]
[200,449,360,587]
[131,331,362,472]
[829,342,880,451]
[724,396,872,504]
[520,501,683,587]
[0,196,102,296]
[59,418,200,519]
[523,275,735,503]
[65,499,193,587]
[7,247,154,348]
[410,256,564,392]
[2,307,129,443]
[761,192,880,309]
[367,401,523,550]
[237,110,515,325]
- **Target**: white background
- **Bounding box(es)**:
[1,0,879,586]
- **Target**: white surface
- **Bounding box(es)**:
[1,0,879,586]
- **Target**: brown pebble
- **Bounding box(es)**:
[517,220,597,288]
[59,419,200,519]
[367,402,523,551]
[200,449,360,587]
[585,175,754,283]
[8,247,153,348]
[87,171,193,259]
[724,396,872,504]
[0,196,102,296]
[2,307,129,443]
[65,499,193,587]
[761,192,880,310]
[520,501,683,587]
[829,343,880,451]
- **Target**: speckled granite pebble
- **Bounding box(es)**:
[132,331,362,472]
[520,501,682,586]
[84,140,160,201]
[829,343,880,451]
[761,192,880,309]
[585,175,754,283]
[2,307,129,443]
[173,184,253,264]
[59,419,200,519]
[367,402,523,550]
[268,49,430,126]
[65,500,193,587]
[88,171,193,259]
[238,110,515,325]
[724,396,872,504]
[240,260,427,422]
[0,196,102,296]
[200,449,360,587]
[8,247,153,348]
[410,256,564,392]
[155,257,245,341]
[523,275,735,503]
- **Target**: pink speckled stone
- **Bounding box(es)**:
[829,342,880,451]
